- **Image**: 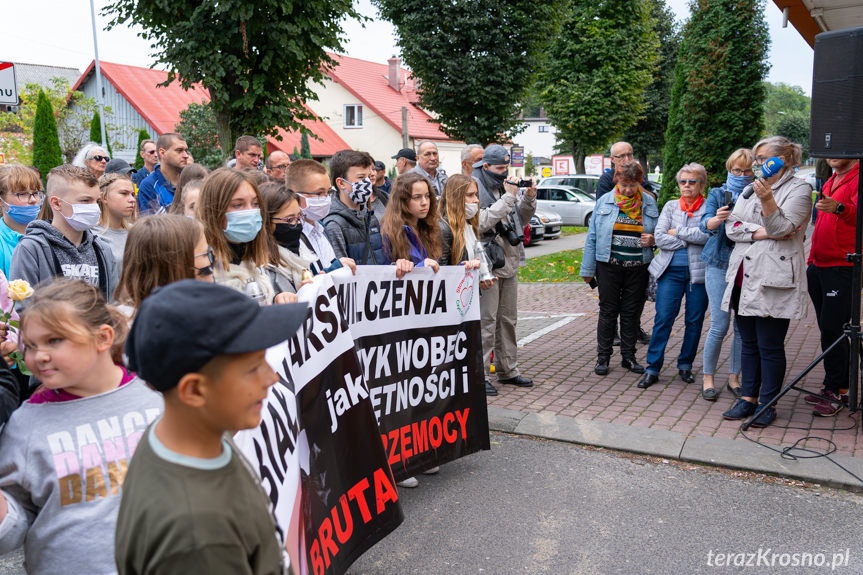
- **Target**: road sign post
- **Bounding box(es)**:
[0,63,19,106]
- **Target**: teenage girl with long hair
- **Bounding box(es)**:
[381,172,441,275]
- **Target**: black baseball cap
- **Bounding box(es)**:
[374,161,386,171]
[125,280,309,391]
[391,148,417,162]
[105,158,135,176]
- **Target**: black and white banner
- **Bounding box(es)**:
[235,265,490,575]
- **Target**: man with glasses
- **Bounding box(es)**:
[264,150,291,181]
[132,140,158,186]
[284,159,356,274]
[596,141,653,200]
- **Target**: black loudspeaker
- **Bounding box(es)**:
[810,26,863,158]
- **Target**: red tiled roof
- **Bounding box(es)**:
[326,53,452,142]
[72,61,349,156]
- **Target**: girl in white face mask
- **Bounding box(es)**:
[438,174,484,274]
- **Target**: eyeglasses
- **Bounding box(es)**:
[273,164,290,171]
[678,179,700,185]
[193,246,215,277]
[730,168,754,176]
[753,156,770,164]
[9,191,44,202]
[272,215,303,226]
[612,152,634,160]
[296,190,329,197]
[89,155,109,162]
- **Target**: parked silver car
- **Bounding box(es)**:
[535,186,596,226]
[535,208,562,239]
[538,174,600,198]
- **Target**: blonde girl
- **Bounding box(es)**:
[0,279,162,573]
[95,173,137,267]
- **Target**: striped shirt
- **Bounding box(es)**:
[609,213,645,266]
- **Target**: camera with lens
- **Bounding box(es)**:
[507,179,534,188]
[496,210,524,246]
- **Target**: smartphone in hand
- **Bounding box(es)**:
[589,278,598,289]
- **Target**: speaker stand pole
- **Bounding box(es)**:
[742,159,863,431]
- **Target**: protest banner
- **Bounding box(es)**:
[235,264,489,575]
[335,265,490,481]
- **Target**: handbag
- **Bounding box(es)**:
[484,236,506,270]
[645,273,658,303]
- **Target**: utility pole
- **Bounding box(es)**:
[401,107,409,149]
[89,0,107,149]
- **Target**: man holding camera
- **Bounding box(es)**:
[474,144,537,395]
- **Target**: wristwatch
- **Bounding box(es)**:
[836,202,846,215]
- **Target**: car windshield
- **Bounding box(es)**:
[571,190,594,202]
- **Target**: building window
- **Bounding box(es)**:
[344,105,363,128]
[538,125,549,133]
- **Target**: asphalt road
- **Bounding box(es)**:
[349,433,863,574]
[0,432,860,573]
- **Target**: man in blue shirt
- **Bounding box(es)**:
[131,139,157,187]
[137,133,191,214]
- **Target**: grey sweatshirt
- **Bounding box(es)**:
[9,220,119,301]
[0,378,163,574]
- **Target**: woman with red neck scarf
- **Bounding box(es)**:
[637,163,710,390]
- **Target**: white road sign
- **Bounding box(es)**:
[0,63,19,106]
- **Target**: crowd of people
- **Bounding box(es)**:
[0,128,856,573]
[582,136,858,429]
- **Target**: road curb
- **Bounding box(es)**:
[487,406,863,492]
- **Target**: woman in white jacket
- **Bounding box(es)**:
[720,137,812,428]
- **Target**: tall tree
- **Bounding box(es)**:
[103,0,360,161]
[375,0,565,145]
[763,82,810,136]
[300,133,312,159]
[624,0,680,169]
[659,0,769,207]
[536,0,660,173]
[175,102,224,170]
[32,90,63,181]
[89,110,113,156]
[133,129,151,170]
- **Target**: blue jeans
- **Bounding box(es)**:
[645,266,709,375]
[702,265,742,376]
[736,315,790,404]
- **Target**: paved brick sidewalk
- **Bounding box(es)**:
[488,281,863,459]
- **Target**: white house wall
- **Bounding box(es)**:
[73,74,156,163]
[308,78,461,176]
[512,119,558,160]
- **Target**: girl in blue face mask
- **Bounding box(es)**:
[0,165,45,279]
[697,148,755,402]
[197,168,297,305]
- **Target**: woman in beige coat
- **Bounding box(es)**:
[720,136,812,428]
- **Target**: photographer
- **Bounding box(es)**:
[474,144,537,394]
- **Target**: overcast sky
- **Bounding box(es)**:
[4,0,814,94]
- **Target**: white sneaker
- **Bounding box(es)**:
[397,476,419,488]
[422,466,440,475]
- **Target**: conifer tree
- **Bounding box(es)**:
[300,133,312,159]
[89,110,113,156]
[32,90,63,181]
[658,0,769,207]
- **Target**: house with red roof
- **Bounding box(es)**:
[70,61,349,164]
[309,54,463,175]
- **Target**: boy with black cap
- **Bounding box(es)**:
[116,280,308,575]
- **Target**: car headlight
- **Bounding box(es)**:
[540,217,549,223]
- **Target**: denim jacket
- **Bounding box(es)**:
[699,185,736,269]
[579,190,659,278]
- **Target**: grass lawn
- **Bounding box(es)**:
[561,226,588,236]
[518,249,584,282]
